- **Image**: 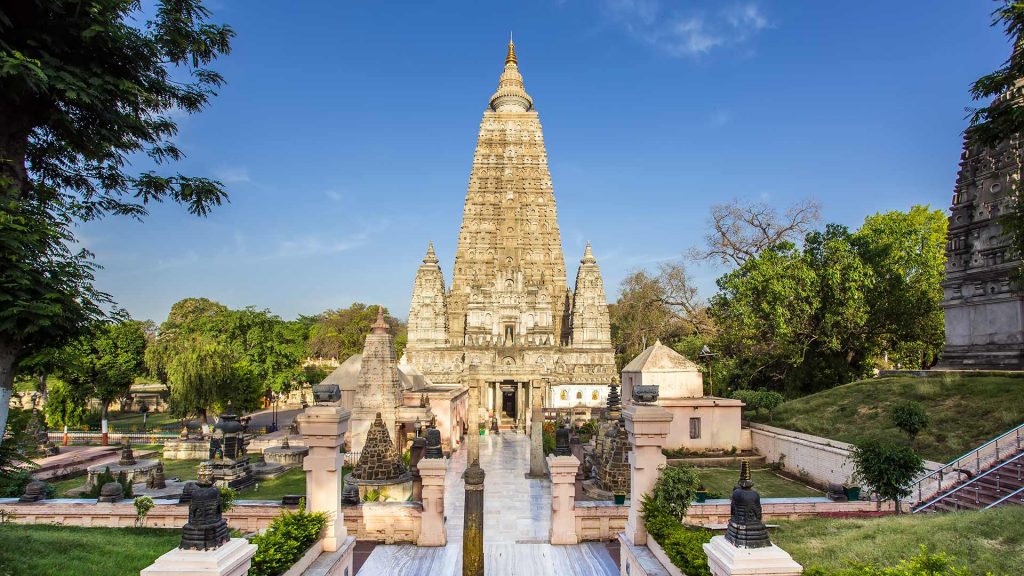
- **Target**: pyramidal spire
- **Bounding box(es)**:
[424,241,438,265]
[372,305,389,333]
[581,241,596,265]
[490,37,532,112]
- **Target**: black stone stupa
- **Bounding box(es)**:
[724,460,771,548]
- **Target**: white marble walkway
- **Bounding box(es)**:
[357,432,618,575]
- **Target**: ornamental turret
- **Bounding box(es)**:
[570,242,612,347]
[489,38,533,113]
[407,242,449,347]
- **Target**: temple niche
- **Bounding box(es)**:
[402,39,617,428]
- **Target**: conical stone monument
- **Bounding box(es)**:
[346,412,411,501]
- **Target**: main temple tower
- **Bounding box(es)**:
[404,40,616,426]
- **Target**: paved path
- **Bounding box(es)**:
[357,432,617,575]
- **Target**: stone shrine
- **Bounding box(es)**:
[346,412,412,501]
[402,39,617,428]
[939,48,1024,369]
[202,410,254,490]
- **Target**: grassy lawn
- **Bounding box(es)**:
[694,466,822,498]
[107,411,180,429]
[772,507,1024,575]
[0,524,178,576]
[748,374,1024,462]
[246,468,306,501]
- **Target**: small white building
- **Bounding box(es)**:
[621,340,744,453]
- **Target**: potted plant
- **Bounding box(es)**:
[613,493,626,505]
[694,484,709,503]
[843,483,861,501]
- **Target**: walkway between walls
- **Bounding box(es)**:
[356,432,617,575]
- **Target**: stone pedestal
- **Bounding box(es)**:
[298,404,350,552]
[417,457,448,546]
[528,380,546,478]
[547,454,580,545]
[141,538,256,576]
[703,536,803,576]
[463,380,484,576]
[624,404,673,546]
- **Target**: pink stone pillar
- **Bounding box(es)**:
[623,403,673,546]
[547,453,580,545]
[417,457,448,546]
[297,404,350,552]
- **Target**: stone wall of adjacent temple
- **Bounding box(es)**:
[0,499,422,543]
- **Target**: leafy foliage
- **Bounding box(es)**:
[0,409,37,496]
[133,496,155,527]
[650,463,701,519]
[849,439,924,512]
[890,401,929,440]
[641,495,713,576]
[44,378,90,429]
[249,506,328,576]
[88,466,133,499]
[0,0,233,444]
[306,303,406,362]
[219,486,236,512]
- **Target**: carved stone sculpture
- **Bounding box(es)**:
[179,470,230,551]
[724,460,771,548]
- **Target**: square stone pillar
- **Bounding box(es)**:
[297,404,350,552]
[623,403,673,546]
[547,454,580,545]
[141,538,256,576]
[417,457,449,547]
[703,536,803,576]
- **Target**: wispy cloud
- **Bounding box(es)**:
[325,190,343,202]
[269,218,391,259]
[603,1,772,58]
[212,166,252,184]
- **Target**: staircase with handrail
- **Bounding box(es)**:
[911,422,1024,513]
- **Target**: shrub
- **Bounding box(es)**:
[756,390,785,421]
[641,496,712,576]
[0,469,34,498]
[249,506,328,576]
[890,401,929,441]
[850,439,924,513]
[650,464,701,519]
[542,421,556,455]
[134,496,155,527]
[219,487,236,512]
[362,489,381,502]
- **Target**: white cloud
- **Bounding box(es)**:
[602,1,772,58]
[212,166,252,184]
[269,218,391,259]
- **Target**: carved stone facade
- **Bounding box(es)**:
[939,98,1024,368]
[404,40,616,418]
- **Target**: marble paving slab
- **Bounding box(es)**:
[357,432,617,575]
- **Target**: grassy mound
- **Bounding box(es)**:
[748,373,1024,462]
[773,507,1024,575]
[0,524,179,576]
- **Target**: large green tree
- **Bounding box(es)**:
[712,207,946,395]
[59,318,148,442]
[0,1,232,444]
[307,303,406,363]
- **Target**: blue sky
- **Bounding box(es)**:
[82,1,1011,322]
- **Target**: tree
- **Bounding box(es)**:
[850,438,924,513]
[165,334,237,425]
[891,401,930,442]
[60,319,147,443]
[306,303,406,362]
[690,198,821,267]
[0,1,233,444]
[650,464,701,520]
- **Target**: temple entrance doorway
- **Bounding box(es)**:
[500,380,518,421]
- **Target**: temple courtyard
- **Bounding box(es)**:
[359,432,618,575]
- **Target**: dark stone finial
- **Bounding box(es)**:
[312,382,341,405]
[424,428,443,459]
[213,410,246,460]
[118,442,136,466]
[632,384,659,405]
[342,481,360,505]
[148,462,167,490]
[554,423,571,456]
[725,459,771,548]
[280,435,290,450]
[179,469,230,550]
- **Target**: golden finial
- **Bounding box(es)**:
[739,459,751,483]
[506,33,517,66]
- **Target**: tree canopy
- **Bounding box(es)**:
[0,0,232,444]
[306,303,406,363]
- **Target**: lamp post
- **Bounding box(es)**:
[414,418,423,438]
[698,345,717,397]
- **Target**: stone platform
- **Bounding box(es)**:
[358,432,618,575]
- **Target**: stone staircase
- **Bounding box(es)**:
[913,424,1024,513]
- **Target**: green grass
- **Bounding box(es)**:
[772,507,1024,575]
[0,524,179,576]
[748,374,1024,462]
[694,466,822,498]
[246,468,306,501]
[107,411,180,429]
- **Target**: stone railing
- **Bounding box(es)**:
[47,431,179,445]
[574,501,628,541]
[0,498,423,544]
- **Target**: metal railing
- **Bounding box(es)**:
[913,451,1024,513]
[909,422,1024,506]
[47,430,179,445]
